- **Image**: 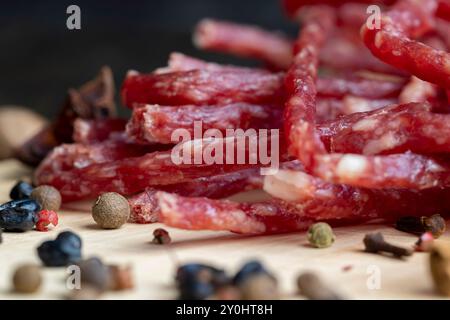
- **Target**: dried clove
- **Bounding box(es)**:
[297,272,342,300]
[363,233,413,258]
[429,242,450,296]
[16,66,116,166]
[395,214,446,238]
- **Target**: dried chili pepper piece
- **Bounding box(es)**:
[193,19,293,70]
[126,103,282,144]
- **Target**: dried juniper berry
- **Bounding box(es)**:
[9,181,34,200]
[233,260,278,300]
[37,230,82,267]
[0,199,41,232]
[76,257,110,291]
[176,263,229,300]
[233,260,271,285]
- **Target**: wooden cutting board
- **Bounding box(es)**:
[0,159,448,300]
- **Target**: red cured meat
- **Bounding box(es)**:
[285,6,450,190]
[324,103,450,155]
[316,96,397,122]
[73,118,127,144]
[282,0,396,17]
[193,19,293,70]
[156,186,450,234]
[284,5,335,167]
[126,103,283,144]
[154,52,258,74]
[124,54,403,111]
[35,137,163,177]
[317,76,404,99]
[264,168,450,220]
[121,69,286,108]
[128,168,263,223]
[320,28,404,75]
[437,0,450,21]
[361,0,450,90]
[157,191,315,234]
[35,133,281,201]
[399,77,439,104]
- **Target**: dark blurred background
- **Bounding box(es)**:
[0,0,296,118]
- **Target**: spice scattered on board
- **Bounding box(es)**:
[36,210,59,232]
[429,241,450,297]
[396,214,446,238]
[297,272,342,300]
[9,181,34,201]
[0,199,41,232]
[12,264,42,294]
[363,233,413,258]
[152,228,171,244]
[37,231,82,266]
[415,232,434,252]
[108,265,134,291]
[92,192,130,229]
[31,185,62,211]
[307,222,335,248]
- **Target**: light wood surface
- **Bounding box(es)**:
[0,159,448,300]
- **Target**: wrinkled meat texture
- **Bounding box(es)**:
[126,103,283,144]
[128,168,263,223]
[193,19,293,70]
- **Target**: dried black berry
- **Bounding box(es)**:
[9,181,34,200]
[76,257,110,291]
[0,199,41,232]
[176,263,229,300]
[37,230,82,267]
[233,260,269,285]
[0,199,41,212]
